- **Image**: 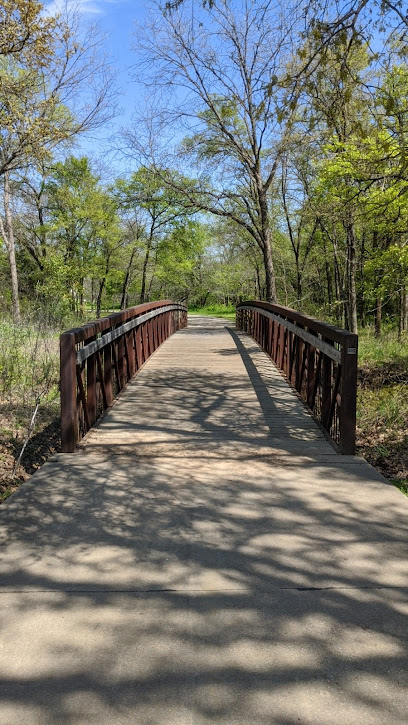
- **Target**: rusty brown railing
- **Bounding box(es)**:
[236,301,358,454]
[60,300,187,452]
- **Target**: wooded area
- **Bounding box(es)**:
[0,0,407,496]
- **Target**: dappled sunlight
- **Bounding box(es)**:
[0,317,407,723]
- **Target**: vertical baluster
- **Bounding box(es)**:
[339,334,358,454]
[87,325,97,426]
[103,338,113,406]
[307,339,316,407]
[117,331,126,389]
[60,332,78,453]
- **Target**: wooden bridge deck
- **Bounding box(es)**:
[1,316,407,724]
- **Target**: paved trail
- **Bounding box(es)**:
[0,316,407,724]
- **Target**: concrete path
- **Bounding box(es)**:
[1,316,407,724]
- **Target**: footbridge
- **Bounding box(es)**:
[0,301,407,725]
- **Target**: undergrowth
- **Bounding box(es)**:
[357,328,408,492]
[0,319,61,501]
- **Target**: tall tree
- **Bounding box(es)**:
[0,1,116,322]
[132,0,303,302]
[115,167,194,303]
[44,156,121,316]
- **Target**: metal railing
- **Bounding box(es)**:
[60,300,187,452]
[236,301,358,454]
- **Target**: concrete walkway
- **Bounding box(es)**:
[1,316,407,724]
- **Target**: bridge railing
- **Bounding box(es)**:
[60,300,187,452]
[236,301,358,454]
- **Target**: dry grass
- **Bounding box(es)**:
[0,321,61,501]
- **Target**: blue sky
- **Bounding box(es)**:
[45,1,150,176]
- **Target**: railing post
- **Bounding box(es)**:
[339,334,358,454]
[321,338,332,430]
[268,317,273,358]
[295,327,304,393]
[117,330,126,389]
[103,339,113,406]
[135,326,142,369]
[87,329,97,427]
[306,340,315,407]
[60,332,78,453]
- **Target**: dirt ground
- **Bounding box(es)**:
[0,403,60,502]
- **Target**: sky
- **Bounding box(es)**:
[45,0,151,177]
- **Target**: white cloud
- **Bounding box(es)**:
[45,0,128,17]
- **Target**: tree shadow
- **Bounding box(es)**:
[0,317,407,724]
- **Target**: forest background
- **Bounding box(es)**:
[1,0,407,498]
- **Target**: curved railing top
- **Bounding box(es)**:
[236,300,358,454]
[65,300,179,344]
[60,300,188,452]
[237,300,357,347]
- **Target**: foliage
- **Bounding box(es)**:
[357,327,408,490]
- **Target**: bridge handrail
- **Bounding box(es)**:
[60,300,187,452]
[236,300,358,454]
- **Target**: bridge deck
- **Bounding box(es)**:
[1,316,407,724]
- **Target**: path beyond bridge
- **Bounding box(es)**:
[1,316,407,724]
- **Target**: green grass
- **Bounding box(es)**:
[392,479,408,496]
[0,320,59,403]
[358,327,408,366]
[356,327,408,491]
[188,304,236,321]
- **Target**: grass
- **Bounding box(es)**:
[358,327,408,368]
[0,319,61,501]
[392,479,408,496]
[356,328,408,492]
[188,303,236,320]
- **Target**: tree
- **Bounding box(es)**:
[114,167,194,303]
[297,34,377,332]
[44,156,122,317]
[132,0,303,302]
[154,219,208,301]
[0,1,116,322]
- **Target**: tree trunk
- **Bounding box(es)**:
[255,265,261,299]
[345,218,358,334]
[2,171,21,324]
[296,263,302,304]
[326,232,343,325]
[398,286,407,339]
[96,278,105,319]
[79,282,84,318]
[375,298,382,338]
[140,236,153,304]
[147,248,159,300]
[120,248,137,310]
[262,236,277,303]
[257,181,277,303]
[325,260,333,306]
